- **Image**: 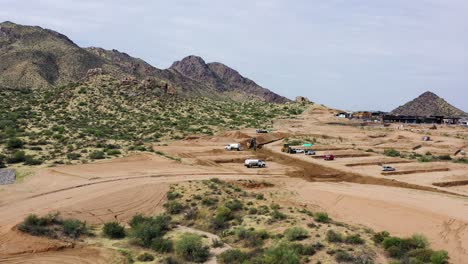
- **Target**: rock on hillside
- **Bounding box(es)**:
[0,21,289,103]
[391,91,466,117]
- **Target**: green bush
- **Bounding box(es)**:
[235,227,268,247]
[224,199,243,211]
[7,138,24,149]
[218,249,248,264]
[67,153,82,160]
[175,233,210,262]
[271,209,287,221]
[263,243,300,264]
[106,149,121,156]
[314,212,330,223]
[88,151,105,159]
[24,155,42,165]
[129,213,149,228]
[164,201,185,214]
[430,250,449,264]
[131,214,172,247]
[167,191,182,200]
[137,252,154,262]
[103,222,125,239]
[335,250,355,262]
[373,231,390,243]
[283,227,308,241]
[62,219,87,239]
[151,237,173,253]
[345,234,364,244]
[326,230,344,243]
[7,150,26,163]
[384,148,401,157]
[212,206,233,230]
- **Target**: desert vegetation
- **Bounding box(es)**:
[0,76,304,167]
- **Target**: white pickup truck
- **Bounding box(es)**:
[244,159,266,168]
[225,143,241,151]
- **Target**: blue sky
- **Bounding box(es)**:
[1,0,467,111]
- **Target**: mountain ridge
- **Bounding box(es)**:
[0,21,289,103]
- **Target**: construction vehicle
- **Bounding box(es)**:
[281,144,291,153]
[244,159,266,168]
[324,154,335,161]
[247,137,257,151]
[225,143,241,151]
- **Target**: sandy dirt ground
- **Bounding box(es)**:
[0,105,467,263]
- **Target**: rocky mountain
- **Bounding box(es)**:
[0,21,289,103]
[391,91,466,117]
[170,56,288,103]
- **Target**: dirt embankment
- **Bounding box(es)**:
[256,148,467,197]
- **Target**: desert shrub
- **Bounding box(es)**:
[335,250,355,262]
[151,237,173,253]
[437,155,452,161]
[175,233,210,262]
[167,191,182,200]
[410,234,429,249]
[235,227,269,247]
[164,201,185,214]
[326,230,344,243]
[24,155,42,165]
[7,150,26,163]
[384,148,401,157]
[225,199,243,211]
[283,227,308,241]
[62,219,87,238]
[7,138,24,149]
[345,234,364,244]
[131,214,172,247]
[212,206,233,230]
[430,250,449,264]
[406,248,434,262]
[67,153,81,160]
[202,196,218,206]
[263,243,300,264]
[88,151,105,159]
[137,252,154,262]
[218,249,248,264]
[373,231,390,243]
[271,209,287,221]
[106,149,121,156]
[18,214,54,236]
[212,238,224,248]
[289,243,316,256]
[103,222,125,239]
[314,212,330,223]
[256,193,264,200]
[129,213,150,228]
[249,207,258,214]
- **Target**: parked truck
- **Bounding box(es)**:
[225,143,241,151]
[244,159,266,168]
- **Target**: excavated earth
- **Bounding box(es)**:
[1,105,467,263]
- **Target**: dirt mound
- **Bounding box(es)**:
[0,246,120,264]
[231,179,275,189]
[222,131,251,139]
[0,229,71,256]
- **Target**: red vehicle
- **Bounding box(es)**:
[324,154,335,161]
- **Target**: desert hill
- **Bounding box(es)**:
[0,21,288,103]
[391,91,466,117]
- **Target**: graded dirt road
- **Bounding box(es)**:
[1,105,467,263]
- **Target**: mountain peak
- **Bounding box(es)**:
[391,91,466,117]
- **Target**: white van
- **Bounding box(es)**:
[225,143,241,151]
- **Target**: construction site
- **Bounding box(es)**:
[0,104,467,263]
